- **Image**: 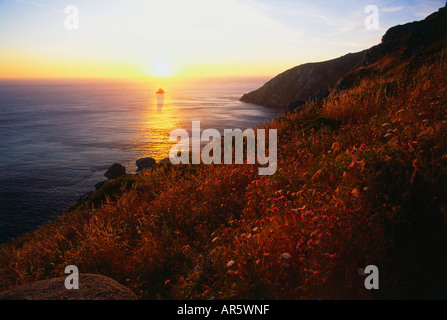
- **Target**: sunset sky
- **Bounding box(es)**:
[0,0,444,79]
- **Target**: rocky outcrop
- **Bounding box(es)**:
[240,51,365,110]
[104,163,126,180]
[361,5,447,68]
[0,274,138,300]
[241,4,447,111]
[136,157,157,172]
[330,5,447,97]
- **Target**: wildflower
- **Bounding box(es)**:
[348,160,361,169]
[281,253,292,259]
[193,263,201,272]
[181,245,190,254]
[304,269,318,275]
[273,195,285,202]
[331,142,342,154]
[351,188,361,198]
[345,209,355,215]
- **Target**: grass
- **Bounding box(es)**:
[0,53,446,300]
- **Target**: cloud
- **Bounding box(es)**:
[13,0,64,13]
[382,6,404,13]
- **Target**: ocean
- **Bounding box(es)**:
[0,78,279,244]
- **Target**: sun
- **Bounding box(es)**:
[148,60,176,78]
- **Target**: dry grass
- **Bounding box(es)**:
[1,55,446,300]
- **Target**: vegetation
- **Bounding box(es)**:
[0,53,446,300]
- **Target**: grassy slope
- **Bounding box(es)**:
[0,53,446,300]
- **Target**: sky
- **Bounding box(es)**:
[0,0,444,79]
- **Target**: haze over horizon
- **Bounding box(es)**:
[0,0,444,80]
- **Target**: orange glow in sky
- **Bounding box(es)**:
[0,0,443,79]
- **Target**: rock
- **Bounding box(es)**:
[288,90,329,112]
[308,89,330,102]
[0,274,138,300]
[289,100,306,112]
[303,89,331,107]
[77,192,93,203]
[136,157,157,172]
[94,181,107,190]
[158,158,171,165]
[104,163,126,180]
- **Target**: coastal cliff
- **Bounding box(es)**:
[241,5,447,111]
[0,5,446,301]
[240,51,365,110]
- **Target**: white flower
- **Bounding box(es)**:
[281,253,291,259]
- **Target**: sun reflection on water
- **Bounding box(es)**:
[135,91,180,162]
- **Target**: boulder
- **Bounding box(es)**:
[136,157,157,172]
[0,274,138,300]
[104,163,126,180]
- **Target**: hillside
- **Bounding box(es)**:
[240,51,365,110]
[0,6,446,300]
[241,5,447,111]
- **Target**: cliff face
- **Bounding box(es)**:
[241,5,447,110]
[240,51,365,110]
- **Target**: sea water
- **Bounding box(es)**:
[0,78,279,243]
